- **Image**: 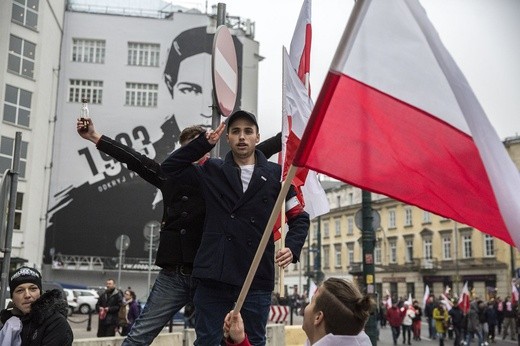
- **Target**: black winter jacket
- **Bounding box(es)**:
[161,134,309,291]
[0,289,73,345]
[96,133,281,269]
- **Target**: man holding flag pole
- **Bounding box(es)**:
[161,114,309,345]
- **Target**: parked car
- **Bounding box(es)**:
[63,288,78,316]
[73,289,99,314]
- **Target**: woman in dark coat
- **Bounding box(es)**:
[0,266,73,345]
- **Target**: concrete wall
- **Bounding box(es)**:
[72,325,293,346]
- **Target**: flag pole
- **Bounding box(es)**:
[278,209,286,297]
[278,46,287,298]
[234,164,298,314]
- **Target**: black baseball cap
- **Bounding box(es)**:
[226,110,259,132]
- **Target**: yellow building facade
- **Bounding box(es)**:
[282,135,520,303]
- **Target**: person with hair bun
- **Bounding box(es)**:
[223,277,373,345]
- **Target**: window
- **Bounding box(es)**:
[374,242,381,264]
[72,39,106,63]
[423,238,432,260]
[69,79,103,104]
[8,35,36,78]
[348,192,353,205]
[404,207,413,226]
[128,42,160,67]
[15,192,23,230]
[125,83,158,107]
[0,136,28,178]
[334,244,342,267]
[312,223,317,240]
[323,222,329,238]
[336,195,341,208]
[347,217,354,235]
[422,210,431,223]
[462,234,472,258]
[389,239,397,263]
[442,234,452,260]
[347,242,354,266]
[405,238,413,263]
[4,85,32,126]
[334,219,341,237]
[322,246,329,268]
[484,235,494,257]
[12,0,39,29]
[388,209,396,228]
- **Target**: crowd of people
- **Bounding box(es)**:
[378,293,520,346]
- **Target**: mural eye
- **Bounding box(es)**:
[177,82,202,95]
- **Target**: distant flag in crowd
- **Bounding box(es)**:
[292,0,520,247]
[512,281,519,305]
[422,285,430,310]
[406,293,413,306]
[458,282,470,314]
[308,279,318,301]
[386,289,393,308]
[440,293,453,311]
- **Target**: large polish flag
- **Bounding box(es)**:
[282,0,329,219]
[292,0,520,246]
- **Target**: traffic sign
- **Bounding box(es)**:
[354,208,381,231]
[212,25,238,116]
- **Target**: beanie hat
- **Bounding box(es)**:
[9,266,42,297]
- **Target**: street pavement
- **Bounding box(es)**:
[68,313,520,346]
[375,324,519,346]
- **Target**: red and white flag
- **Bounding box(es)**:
[281,0,329,219]
[292,0,520,247]
[289,0,312,89]
[440,293,453,311]
[385,289,392,308]
[458,281,470,314]
[422,285,430,310]
[512,281,519,305]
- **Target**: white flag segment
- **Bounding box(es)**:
[295,0,520,246]
[282,48,329,219]
[289,0,312,82]
[422,285,430,310]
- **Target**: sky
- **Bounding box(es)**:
[179,0,520,141]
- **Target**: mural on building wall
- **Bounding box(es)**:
[44,22,244,263]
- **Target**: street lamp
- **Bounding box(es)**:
[143,221,160,296]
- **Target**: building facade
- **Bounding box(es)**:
[0,0,66,267]
[1,0,260,296]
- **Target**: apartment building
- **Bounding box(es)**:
[0,0,66,267]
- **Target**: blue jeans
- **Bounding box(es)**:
[122,269,197,346]
[465,330,483,346]
[193,280,271,346]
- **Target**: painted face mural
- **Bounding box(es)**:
[45,23,243,263]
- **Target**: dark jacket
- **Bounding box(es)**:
[0,289,73,346]
[96,288,123,326]
[96,133,281,269]
[161,134,309,291]
[449,305,464,328]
